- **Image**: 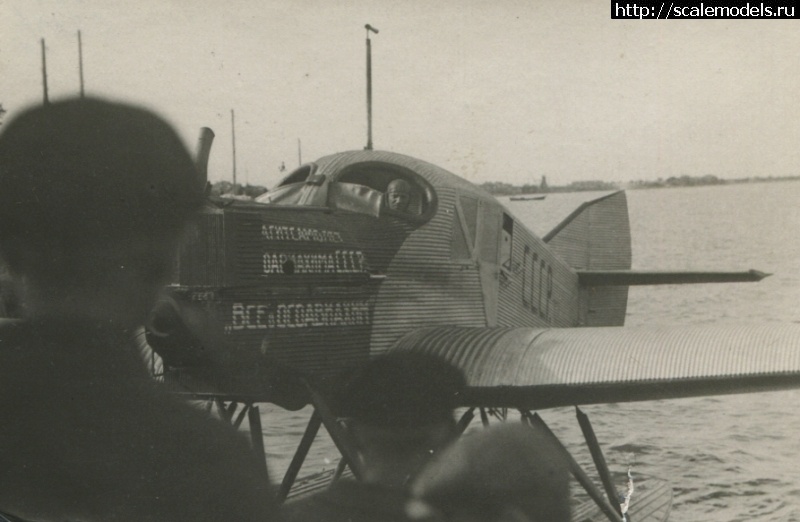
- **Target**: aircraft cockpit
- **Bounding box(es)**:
[256,160,437,226]
[255,164,320,206]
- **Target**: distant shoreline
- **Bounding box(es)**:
[208,174,800,199]
[481,174,800,196]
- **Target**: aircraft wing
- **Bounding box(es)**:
[390,324,800,409]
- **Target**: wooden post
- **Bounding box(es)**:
[41,39,49,104]
[78,31,85,98]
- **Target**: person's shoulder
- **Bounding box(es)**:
[0,319,143,385]
[0,320,46,372]
[284,480,411,522]
[0,321,33,396]
[0,318,28,340]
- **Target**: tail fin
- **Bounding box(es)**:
[544,191,631,326]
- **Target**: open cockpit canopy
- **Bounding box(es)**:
[256,152,439,225]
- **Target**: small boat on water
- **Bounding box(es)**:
[510,195,546,201]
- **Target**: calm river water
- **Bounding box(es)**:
[258,181,800,521]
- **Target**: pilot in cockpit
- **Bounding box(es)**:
[386,179,411,212]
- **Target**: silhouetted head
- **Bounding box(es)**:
[337,351,466,488]
[0,97,203,324]
[409,423,571,522]
[386,178,411,212]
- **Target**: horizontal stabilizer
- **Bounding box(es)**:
[391,324,800,409]
[577,269,770,286]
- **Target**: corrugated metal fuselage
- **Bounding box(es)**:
[150,150,625,400]
[161,191,579,386]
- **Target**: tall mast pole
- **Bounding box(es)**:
[231,109,237,185]
[78,31,85,98]
[297,138,302,165]
[364,24,378,150]
[41,38,49,105]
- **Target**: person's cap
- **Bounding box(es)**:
[411,423,571,521]
[0,97,203,248]
[336,351,466,429]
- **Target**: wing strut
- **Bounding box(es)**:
[523,411,624,522]
[576,407,625,519]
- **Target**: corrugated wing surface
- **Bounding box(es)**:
[393,324,800,409]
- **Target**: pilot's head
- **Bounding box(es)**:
[387,178,411,212]
[0,97,203,326]
[336,351,465,488]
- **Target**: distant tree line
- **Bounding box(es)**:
[480,178,618,196]
[209,181,268,199]
[481,173,800,196]
[627,175,722,189]
[209,174,800,200]
[627,174,800,189]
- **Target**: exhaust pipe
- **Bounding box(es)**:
[195,127,215,191]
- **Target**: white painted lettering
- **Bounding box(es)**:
[261,225,344,243]
[227,300,372,330]
[260,250,368,275]
[231,303,246,330]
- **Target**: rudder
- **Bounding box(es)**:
[544,191,631,326]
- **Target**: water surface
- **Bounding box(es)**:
[259,181,800,520]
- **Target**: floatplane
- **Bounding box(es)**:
[139,124,800,521]
[141,25,800,522]
[20,28,799,521]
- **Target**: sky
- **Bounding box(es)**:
[2,1,799,188]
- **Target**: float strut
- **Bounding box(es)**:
[215,399,237,423]
[225,401,239,422]
[526,412,624,522]
[233,404,250,429]
[479,408,490,427]
[332,457,348,483]
[304,379,364,480]
[576,407,624,518]
[277,409,322,503]
[248,404,268,474]
[455,407,476,435]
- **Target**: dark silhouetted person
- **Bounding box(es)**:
[284,351,465,522]
[408,423,571,522]
[386,179,411,212]
[0,261,20,318]
[0,98,278,521]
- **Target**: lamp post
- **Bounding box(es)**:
[365,24,379,150]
